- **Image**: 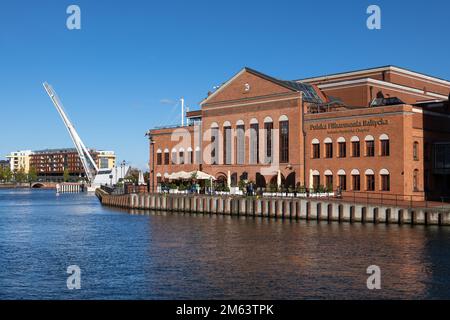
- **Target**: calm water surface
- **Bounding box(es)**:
[0,189,449,299]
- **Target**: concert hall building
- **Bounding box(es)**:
[147,66,450,201]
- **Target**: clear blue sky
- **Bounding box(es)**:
[1,0,449,169]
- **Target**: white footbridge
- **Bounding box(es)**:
[43,82,129,192]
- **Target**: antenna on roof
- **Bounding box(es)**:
[180,97,184,126]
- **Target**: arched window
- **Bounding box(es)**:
[171,148,177,165]
[413,141,419,160]
[179,148,185,165]
[186,147,193,165]
[324,137,333,158]
[338,169,346,191]
[351,169,360,191]
[249,118,259,164]
[337,137,346,158]
[365,169,375,191]
[195,146,201,165]
[236,120,245,165]
[210,122,219,165]
[279,115,289,163]
[264,117,273,163]
[351,136,360,157]
[311,170,320,189]
[164,148,170,165]
[380,168,390,191]
[365,135,375,157]
[223,121,232,165]
[380,134,390,156]
[324,170,333,191]
[156,149,162,165]
[312,138,320,159]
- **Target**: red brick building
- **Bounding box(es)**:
[147,66,450,201]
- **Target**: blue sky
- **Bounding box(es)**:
[1,0,449,169]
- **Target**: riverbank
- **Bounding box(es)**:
[0,183,30,189]
[95,189,450,226]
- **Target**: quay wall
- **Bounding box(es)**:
[95,189,450,226]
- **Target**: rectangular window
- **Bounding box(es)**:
[164,152,169,165]
[366,141,375,157]
[171,152,177,165]
[413,142,419,161]
[279,121,289,163]
[381,140,390,156]
[237,125,245,165]
[381,175,390,191]
[325,143,333,158]
[352,175,360,191]
[339,175,346,191]
[338,142,346,158]
[366,175,375,191]
[352,141,360,157]
[325,175,333,191]
[265,122,273,163]
[312,143,320,159]
[190,151,194,164]
[179,152,184,165]
[250,123,259,164]
[313,175,320,189]
[157,153,162,165]
[211,128,218,165]
[223,126,232,164]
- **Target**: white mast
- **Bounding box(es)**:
[181,97,184,126]
[43,82,99,183]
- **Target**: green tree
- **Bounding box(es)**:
[4,167,13,182]
[14,168,27,183]
[28,166,38,182]
[63,168,70,182]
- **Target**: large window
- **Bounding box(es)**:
[381,173,390,191]
[164,150,169,165]
[325,139,333,158]
[223,124,232,164]
[352,141,360,157]
[237,123,245,165]
[339,174,347,191]
[352,174,360,191]
[413,142,419,160]
[338,142,346,158]
[413,169,419,191]
[366,137,375,157]
[380,134,390,156]
[179,149,184,165]
[312,140,320,159]
[156,151,162,165]
[325,173,333,191]
[250,122,259,164]
[171,149,177,165]
[313,174,320,190]
[279,119,289,163]
[264,119,273,163]
[366,171,375,191]
[211,126,219,165]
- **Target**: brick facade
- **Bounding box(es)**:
[148,66,450,201]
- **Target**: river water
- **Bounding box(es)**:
[0,189,449,299]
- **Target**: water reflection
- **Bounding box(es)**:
[0,190,449,299]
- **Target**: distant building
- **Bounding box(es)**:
[6,150,33,173]
[0,159,10,171]
[28,148,116,181]
[97,150,116,169]
[5,148,116,181]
